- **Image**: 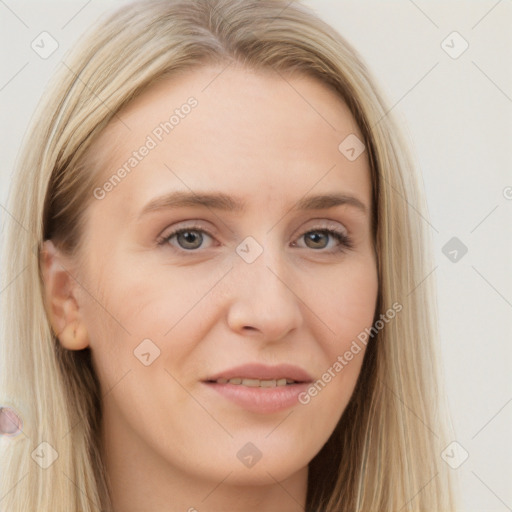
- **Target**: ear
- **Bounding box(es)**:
[40,240,90,350]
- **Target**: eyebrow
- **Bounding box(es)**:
[138,190,368,219]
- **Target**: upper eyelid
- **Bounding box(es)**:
[159,221,350,248]
[159,223,216,240]
[160,218,349,237]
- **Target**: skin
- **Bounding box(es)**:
[42,65,378,512]
[0,407,22,435]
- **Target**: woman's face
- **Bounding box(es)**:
[60,65,378,490]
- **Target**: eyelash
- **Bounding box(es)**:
[157,224,354,254]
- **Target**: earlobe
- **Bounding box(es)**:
[41,240,90,350]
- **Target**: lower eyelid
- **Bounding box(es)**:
[159,227,352,254]
[296,229,353,252]
[158,227,215,247]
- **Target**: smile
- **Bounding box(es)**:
[211,377,297,387]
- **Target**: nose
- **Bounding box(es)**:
[226,241,304,341]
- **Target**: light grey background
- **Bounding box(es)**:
[1,1,511,510]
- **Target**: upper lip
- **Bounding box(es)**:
[204,363,314,383]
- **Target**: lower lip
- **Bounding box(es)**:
[202,381,310,414]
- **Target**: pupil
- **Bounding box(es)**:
[179,231,201,248]
[307,232,326,248]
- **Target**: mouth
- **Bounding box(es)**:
[201,363,313,414]
[205,377,303,387]
[203,362,314,386]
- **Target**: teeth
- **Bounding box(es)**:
[242,378,260,387]
[215,377,297,387]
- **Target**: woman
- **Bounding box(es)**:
[0,0,457,510]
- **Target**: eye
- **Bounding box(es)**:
[157,224,354,254]
[157,225,216,251]
[293,228,354,254]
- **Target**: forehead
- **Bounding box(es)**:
[88,65,371,218]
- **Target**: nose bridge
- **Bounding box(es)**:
[235,232,289,294]
[227,233,303,336]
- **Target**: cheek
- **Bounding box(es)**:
[80,256,219,389]
[96,250,224,331]
[306,254,379,344]
[302,256,377,416]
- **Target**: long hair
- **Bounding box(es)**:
[0,1,457,510]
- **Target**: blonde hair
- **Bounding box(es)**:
[0,0,458,510]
